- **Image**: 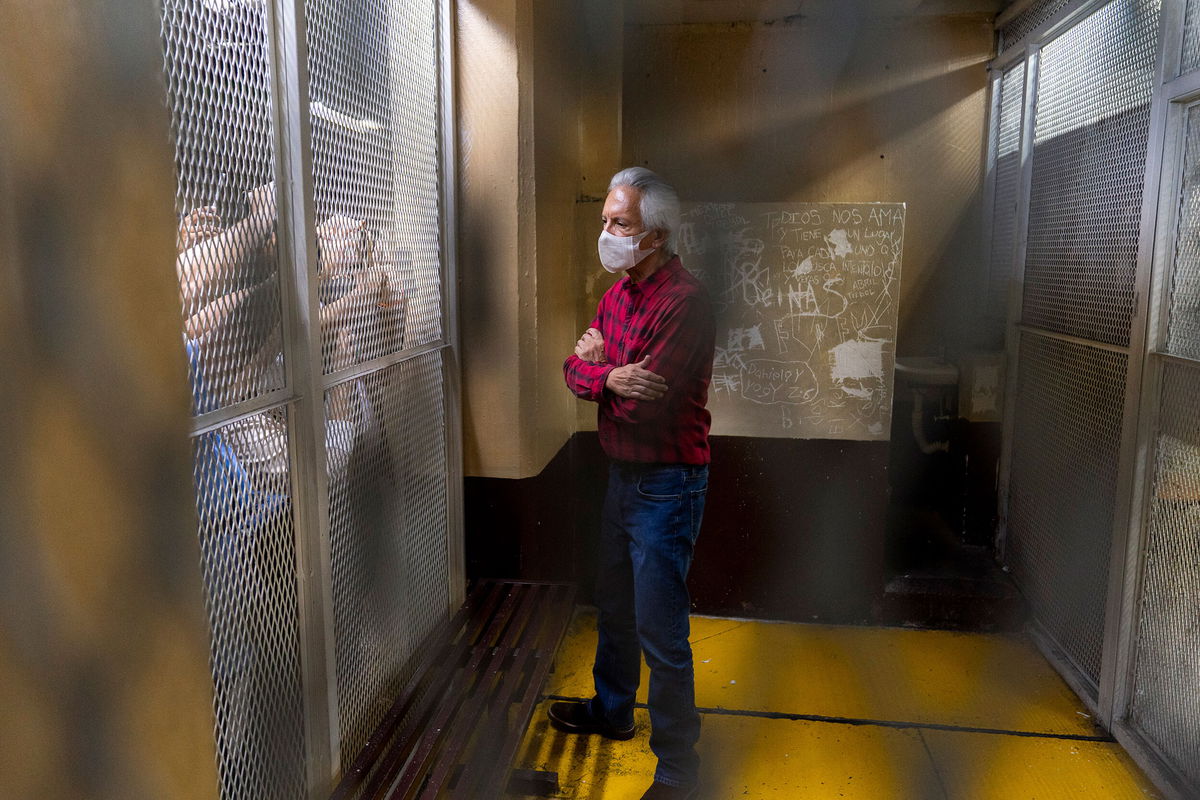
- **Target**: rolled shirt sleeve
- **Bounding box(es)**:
[563,354,615,401]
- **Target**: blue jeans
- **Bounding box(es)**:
[588,461,709,788]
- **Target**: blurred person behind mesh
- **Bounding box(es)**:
[174,181,404,778]
[175,183,404,481]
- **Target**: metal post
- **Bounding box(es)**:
[996,46,1039,562]
[1104,0,1188,730]
[980,67,1003,332]
[439,0,466,608]
[266,0,342,791]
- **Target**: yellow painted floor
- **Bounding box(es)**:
[512,611,1161,799]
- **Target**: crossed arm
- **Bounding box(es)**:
[564,293,712,422]
[573,327,668,401]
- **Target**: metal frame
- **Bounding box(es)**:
[1111,331,1200,798]
[992,1,1198,795]
[1109,163,1194,795]
[1105,6,1200,797]
[996,46,1038,563]
[1113,733,1195,800]
[321,341,449,390]
[1015,323,1131,356]
[439,0,466,609]
[980,67,1002,329]
[1099,0,1177,729]
[992,0,1114,69]
[266,0,342,788]
[981,65,1003,254]
[1164,62,1200,99]
[176,0,462,793]
[992,0,1167,719]
[190,387,294,437]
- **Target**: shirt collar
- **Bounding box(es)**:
[623,254,682,297]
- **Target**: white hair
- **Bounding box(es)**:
[608,166,681,255]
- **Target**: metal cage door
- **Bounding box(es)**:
[160,0,462,796]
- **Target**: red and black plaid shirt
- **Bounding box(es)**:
[564,255,715,464]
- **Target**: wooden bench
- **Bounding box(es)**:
[330,579,577,800]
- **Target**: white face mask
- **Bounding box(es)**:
[598,229,654,273]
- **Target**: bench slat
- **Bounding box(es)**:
[422,583,564,798]
[461,583,575,796]
[454,583,574,797]
[333,581,509,800]
[389,584,539,799]
[330,579,575,800]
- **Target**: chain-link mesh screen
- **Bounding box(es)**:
[194,410,306,800]
[326,352,449,767]
[999,0,1073,52]
[987,64,1027,331]
[1165,104,1200,359]
[305,0,444,374]
[1006,332,1127,689]
[1022,0,1160,347]
[164,0,451,793]
[163,0,286,414]
[1183,0,1200,74]
[1129,360,1200,790]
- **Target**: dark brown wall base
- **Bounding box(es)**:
[464,433,607,595]
[695,436,891,623]
[464,433,891,624]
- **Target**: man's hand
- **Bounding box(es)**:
[316,213,367,273]
[247,181,277,219]
[574,327,606,363]
[605,357,667,400]
[177,205,221,252]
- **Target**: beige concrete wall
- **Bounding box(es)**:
[532,0,587,472]
[571,4,626,432]
[458,0,624,477]
[617,4,997,362]
[0,1,219,797]
[568,4,997,433]
[459,2,995,462]
[457,0,529,478]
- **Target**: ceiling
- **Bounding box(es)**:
[623,0,1010,26]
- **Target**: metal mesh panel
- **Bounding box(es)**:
[305,0,444,374]
[1183,0,1200,74]
[327,351,449,767]
[1022,0,1161,347]
[1129,360,1200,789]
[163,0,286,413]
[1000,0,1073,51]
[987,63,1027,329]
[1007,332,1128,687]
[194,410,306,800]
[1165,105,1200,359]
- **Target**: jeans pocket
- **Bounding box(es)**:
[691,491,708,540]
[636,468,685,500]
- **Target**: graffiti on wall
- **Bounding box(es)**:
[680,202,905,440]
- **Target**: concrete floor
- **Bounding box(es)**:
[513,610,1160,799]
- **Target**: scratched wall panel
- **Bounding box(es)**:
[680,202,905,440]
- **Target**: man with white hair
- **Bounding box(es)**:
[553,167,715,799]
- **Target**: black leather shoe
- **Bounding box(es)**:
[546,700,635,740]
[640,781,699,799]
